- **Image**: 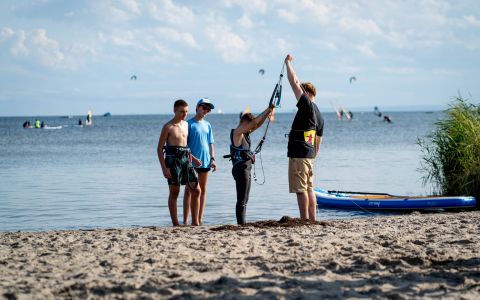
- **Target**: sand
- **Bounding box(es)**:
[1,212,479,299]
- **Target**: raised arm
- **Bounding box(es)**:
[240,106,274,134]
[233,106,274,146]
[285,54,303,101]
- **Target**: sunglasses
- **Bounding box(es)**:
[200,105,211,111]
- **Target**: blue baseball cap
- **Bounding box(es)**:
[197,98,215,109]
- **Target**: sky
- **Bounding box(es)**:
[0,0,479,116]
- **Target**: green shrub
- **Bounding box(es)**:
[418,96,480,203]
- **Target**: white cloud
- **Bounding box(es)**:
[120,0,141,15]
[104,29,188,64]
[6,27,97,69]
[111,31,143,49]
[464,15,480,27]
[277,9,298,24]
[276,38,287,54]
[0,27,15,42]
[274,0,329,23]
[310,40,338,51]
[30,29,66,68]
[205,23,249,63]
[11,30,29,57]
[384,31,408,49]
[223,0,267,14]
[299,0,329,22]
[325,42,337,50]
[95,1,138,22]
[431,68,460,76]
[381,67,416,75]
[384,29,444,49]
[68,42,97,57]
[154,27,199,49]
[149,42,184,62]
[300,62,362,75]
[356,43,375,58]
[338,18,383,36]
[97,32,107,43]
[148,0,195,25]
[237,14,253,29]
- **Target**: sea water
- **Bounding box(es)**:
[0,112,439,231]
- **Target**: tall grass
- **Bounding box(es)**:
[418,96,480,203]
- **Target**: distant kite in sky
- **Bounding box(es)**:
[130,75,137,80]
[349,76,356,84]
[258,69,265,75]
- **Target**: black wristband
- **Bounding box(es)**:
[211,157,215,161]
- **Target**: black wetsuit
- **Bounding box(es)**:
[230,129,254,225]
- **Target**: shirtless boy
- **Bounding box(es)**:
[157,99,202,226]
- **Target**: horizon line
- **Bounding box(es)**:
[0,105,446,118]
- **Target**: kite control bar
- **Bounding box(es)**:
[268,64,284,108]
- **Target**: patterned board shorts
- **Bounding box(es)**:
[165,146,198,186]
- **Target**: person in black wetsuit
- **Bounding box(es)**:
[230,105,274,225]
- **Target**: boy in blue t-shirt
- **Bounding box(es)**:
[183,98,217,225]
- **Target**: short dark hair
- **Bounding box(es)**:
[174,99,188,109]
[240,112,254,122]
[301,82,316,97]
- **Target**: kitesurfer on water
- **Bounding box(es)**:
[86,111,93,126]
[230,105,274,225]
[285,54,324,222]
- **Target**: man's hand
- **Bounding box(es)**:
[192,156,202,167]
[210,159,217,172]
[285,54,293,64]
[163,168,172,179]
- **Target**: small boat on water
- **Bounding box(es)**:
[42,126,63,130]
[315,188,476,210]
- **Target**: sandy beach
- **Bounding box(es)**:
[1,212,479,299]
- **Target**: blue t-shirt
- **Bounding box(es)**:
[187,118,214,168]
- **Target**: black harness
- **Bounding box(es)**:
[229,130,255,166]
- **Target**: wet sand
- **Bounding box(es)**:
[1,212,479,299]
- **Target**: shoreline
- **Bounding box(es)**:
[1,212,479,299]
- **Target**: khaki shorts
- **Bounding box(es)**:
[288,158,314,193]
